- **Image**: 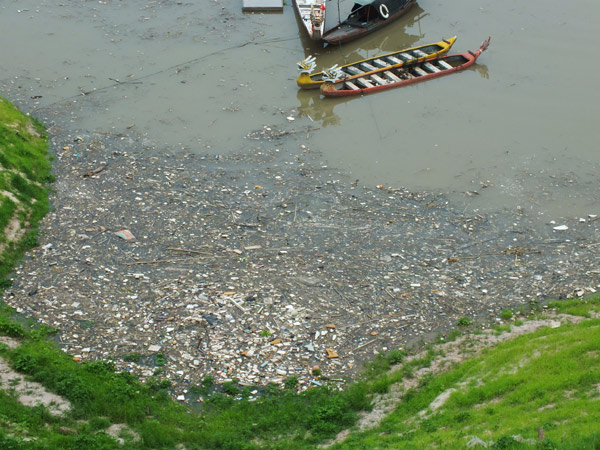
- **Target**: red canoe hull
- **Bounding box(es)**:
[320,39,490,97]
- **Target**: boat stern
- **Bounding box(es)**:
[442,36,457,53]
[310,3,325,40]
[295,0,326,41]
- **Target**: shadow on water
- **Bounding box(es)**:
[297,89,342,127]
[475,64,489,80]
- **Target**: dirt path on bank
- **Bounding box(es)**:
[0,337,71,415]
[324,313,592,446]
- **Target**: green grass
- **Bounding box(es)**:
[500,308,514,320]
[0,96,53,284]
[457,317,472,327]
[329,299,600,449]
[548,296,600,318]
[0,307,373,449]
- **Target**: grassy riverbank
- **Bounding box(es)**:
[0,97,52,287]
[1,97,600,449]
[331,297,600,449]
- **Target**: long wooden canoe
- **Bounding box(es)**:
[294,0,327,41]
[297,37,457,90]
[322,0,416,46]
[320,37,490,97]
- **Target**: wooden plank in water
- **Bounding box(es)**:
[373,59,390,68]
[438,60,453,70]
[383,70,402,82]
[345,66,364,75]
[423,62,441,73]
[356,77,374,88]
[387,56,403,64]
[360,62,377,71]
[371,73,387,85]
[242,0,283,12]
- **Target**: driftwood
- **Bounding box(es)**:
[166,247,211,255]
[353,338,379,352]
[83,165,107,178]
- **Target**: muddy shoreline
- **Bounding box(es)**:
[2,92,599,400]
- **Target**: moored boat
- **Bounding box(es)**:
[322,0,416,46]
[297,36,457,90]
[320,37,490,97]
[294,0,327,41]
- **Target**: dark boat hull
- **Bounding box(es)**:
[322,0,416,46]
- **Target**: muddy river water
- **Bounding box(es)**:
[1,0,598,223]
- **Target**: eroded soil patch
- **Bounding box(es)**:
[0,337,71,416]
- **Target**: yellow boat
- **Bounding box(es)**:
[296,36,457,90]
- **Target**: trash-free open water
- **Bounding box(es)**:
[1,0,598,222]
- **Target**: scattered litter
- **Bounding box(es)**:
[115,230,135,241]
[326,348,339,359]
[466,435,492,448]
[83,164,107,178]
[3,121,599,396]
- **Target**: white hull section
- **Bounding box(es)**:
[294,0,326,40]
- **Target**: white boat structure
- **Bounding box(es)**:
[294,0,327,41]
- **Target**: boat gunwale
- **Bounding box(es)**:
[320,48,480,97]
[297,36,457,89]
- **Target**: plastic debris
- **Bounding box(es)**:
[115,230,135,241]
[2,119,598,396]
